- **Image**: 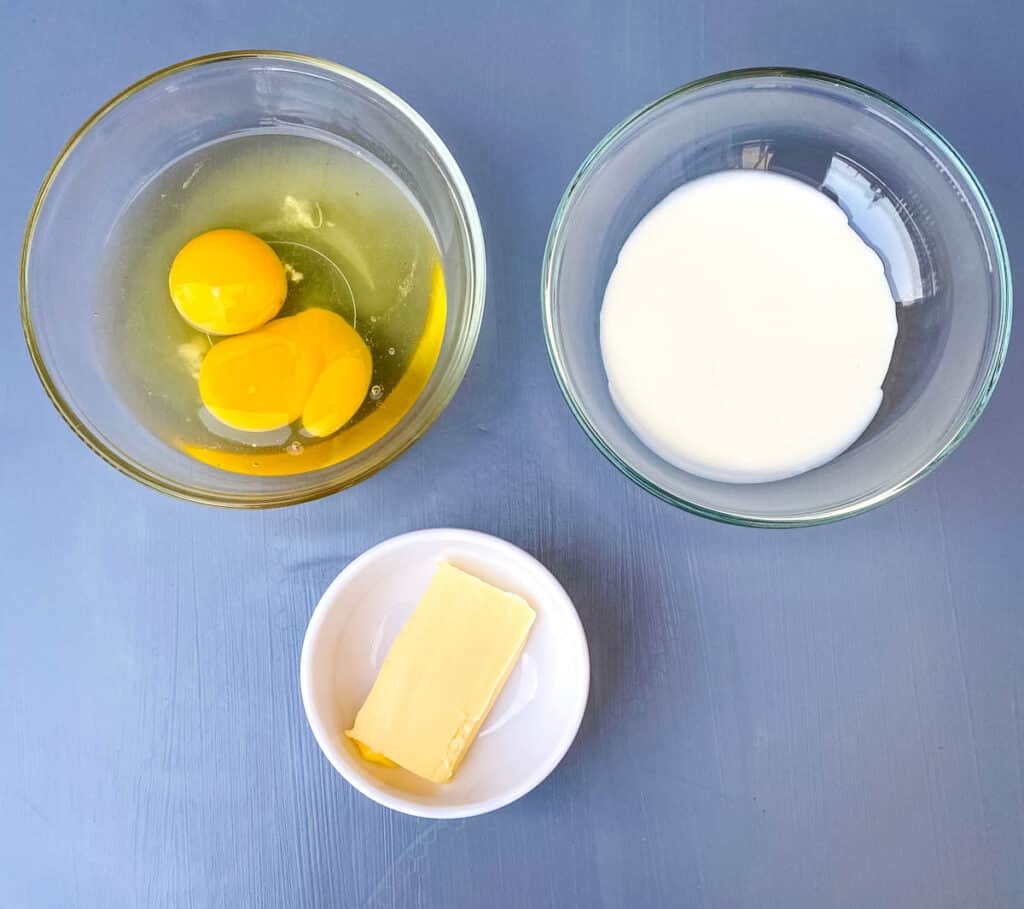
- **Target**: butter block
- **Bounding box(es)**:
[346,562,535,783]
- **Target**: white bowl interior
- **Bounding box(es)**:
[301,529,589,817]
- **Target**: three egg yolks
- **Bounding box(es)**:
[170,229,372,437]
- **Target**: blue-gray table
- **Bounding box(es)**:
[3,2,1023,907]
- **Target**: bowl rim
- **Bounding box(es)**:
[541,65,1012,528]
[20,49,487,508]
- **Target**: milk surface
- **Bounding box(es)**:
[600,170,898,484]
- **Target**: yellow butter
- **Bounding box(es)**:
[352,739,398,767]
[346,563,535,783]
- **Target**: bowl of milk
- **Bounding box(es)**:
[542,67,1011,527]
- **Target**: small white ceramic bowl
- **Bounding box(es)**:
[300,529,590,818]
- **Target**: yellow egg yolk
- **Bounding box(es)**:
[265,309,374,437]
[197,308,372,435]
[185,262,446,475]
[169,229,287,335]
[198,329,319,432]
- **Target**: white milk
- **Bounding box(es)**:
[600,170,898,484]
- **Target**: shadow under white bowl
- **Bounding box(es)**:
[300,529,590,818]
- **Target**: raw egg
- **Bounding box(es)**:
[184,264,447,476]
[198,329,319,432]
[169,229,287,335]
[266,309,374,437]
[198,308,372,435]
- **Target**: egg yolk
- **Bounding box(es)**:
[198,329,319,432]
[265,309,374,437]
[198,308,372,435]
[185,261,446,475]
[169,229,287,335]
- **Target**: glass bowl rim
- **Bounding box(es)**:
[541,65,1012,529]
[20,49,487,508]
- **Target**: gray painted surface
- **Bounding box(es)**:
[1,1,1022,906]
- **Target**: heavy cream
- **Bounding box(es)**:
[600,170,898,484]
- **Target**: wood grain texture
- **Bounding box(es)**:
[2,0,1023,906]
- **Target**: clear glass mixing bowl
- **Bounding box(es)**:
[21,51,486,507]
[543,68,1011,527]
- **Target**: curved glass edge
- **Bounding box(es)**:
[541,66,1013,528]
[21,50,487,508]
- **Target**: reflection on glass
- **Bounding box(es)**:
[822,155,932,306]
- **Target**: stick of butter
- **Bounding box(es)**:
[346,562,536,783]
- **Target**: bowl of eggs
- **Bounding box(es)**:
[21,51,485,507]
[543,68,1011,527]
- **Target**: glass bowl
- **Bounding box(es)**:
[21,51,486,508]
[543,68,1011,528]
